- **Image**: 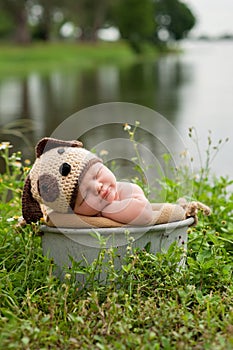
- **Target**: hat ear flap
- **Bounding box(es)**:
[36,137,83,158]
[22,175,43,223]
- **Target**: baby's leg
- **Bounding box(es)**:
[151,203,168,211]
[150,203,186,224]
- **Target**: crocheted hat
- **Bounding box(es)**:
[22,137,102,223]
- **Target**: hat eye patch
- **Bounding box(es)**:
[59,162,71,176]
[37,174,59,202]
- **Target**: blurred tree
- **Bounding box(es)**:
[64,0,109,41]
[0,0,31,43]
[114,0,156,53]
[0,0,196,47]
[29,0,64,41]
[155,0,196,42]
[0,9,14,38]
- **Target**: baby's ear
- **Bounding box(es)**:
[35,137,83,158]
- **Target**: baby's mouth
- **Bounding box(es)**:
[101,187,116,203]
[101,187,110,200]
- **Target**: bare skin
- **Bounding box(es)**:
[74,162,153,225]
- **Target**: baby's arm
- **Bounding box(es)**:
[101,182,153,225]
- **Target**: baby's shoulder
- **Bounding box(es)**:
[116,181,144,196]
[116,181,134,189]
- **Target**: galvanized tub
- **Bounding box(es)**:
[40,218,194,282]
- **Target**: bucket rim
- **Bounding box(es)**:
[40,217,194,235]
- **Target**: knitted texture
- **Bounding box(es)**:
[22,137,211,226]
[44,203,187,228]
[22,175,43,223]
[29,143,102,214]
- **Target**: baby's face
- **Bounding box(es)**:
[74,163,117,216]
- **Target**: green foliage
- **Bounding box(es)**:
[0,0,196,51]
[155,0,196,41]
[115,0,156,53]
[0,9,14,38]
[1,130,233,349]
[122,121,152,197]
[0,142,26,204]
[0,42,138,77]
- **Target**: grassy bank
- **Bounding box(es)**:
[1,129,233,349]
[0,41,159,77]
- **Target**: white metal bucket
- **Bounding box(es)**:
[40,218,194,282]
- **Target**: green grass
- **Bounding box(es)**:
[1,131,233,349]
[0,41,159,77]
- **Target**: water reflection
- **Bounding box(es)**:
[0,58,184,162]
[0,41,233,178]
[0,79,22,124]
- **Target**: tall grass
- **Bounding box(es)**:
[0,129,233,349]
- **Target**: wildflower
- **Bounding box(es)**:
[126,246,132,253]
[0,141,13,150]
[65,273,71,280]
[180,150,188,158]
[16,216,24,223]
[7,217,15,222]
[194,174,200,181]
[12,161,22,168]
[123,123,131,131]
[7,215,20,223]
[128,236,135,243]
[187,284,196,291]
[24,159,31,165]
[99,149,109,156]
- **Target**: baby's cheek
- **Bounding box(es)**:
[107,188,117,202]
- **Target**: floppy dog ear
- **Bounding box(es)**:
[22,175,43,223]
[35,137,83,158]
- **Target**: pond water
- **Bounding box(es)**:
[0,40,232,181]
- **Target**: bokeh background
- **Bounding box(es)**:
[0,0,232,178]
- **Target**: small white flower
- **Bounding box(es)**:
[194,174,200,181]
[7,215,19,222]
[99,150,109,156]
[180,149,188,158]
[123,123,131,131]
[0,142,13,150]
[7,217,15,222]
[12,161,22,168]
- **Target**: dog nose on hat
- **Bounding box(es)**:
[37,174,60,202]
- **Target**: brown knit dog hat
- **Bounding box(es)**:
[22,137,102,223]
